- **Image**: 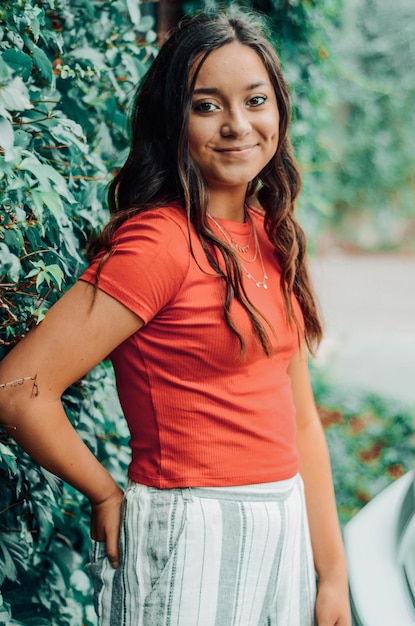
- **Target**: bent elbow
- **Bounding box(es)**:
[0,374,39,431]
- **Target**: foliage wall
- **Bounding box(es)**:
[0,1,156,623]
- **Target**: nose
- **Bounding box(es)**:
[221,107,251,138]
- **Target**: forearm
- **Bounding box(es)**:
[1,388,118,505]
[297,418,348,583]
[289,346,351,624]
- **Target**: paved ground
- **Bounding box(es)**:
[309,252,415,408]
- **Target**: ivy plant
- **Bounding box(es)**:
[0,0,156,623]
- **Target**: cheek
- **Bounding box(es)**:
[260,110,279,143]
[271,126,280,150]
[270,113,280,138]
[187,118,198,140]
[267,105,280,135]
[188,136,203,162]
[266,126,279,150]
[188,126,205,155]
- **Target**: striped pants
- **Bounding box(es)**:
[87,475,316,625]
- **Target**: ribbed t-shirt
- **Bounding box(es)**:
[80,204,303,488]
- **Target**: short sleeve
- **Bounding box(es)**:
[79,209,190,323]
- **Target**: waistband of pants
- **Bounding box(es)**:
[128,474,300,503]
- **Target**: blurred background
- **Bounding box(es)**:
[301,0,415,409]
[0,0,414,623]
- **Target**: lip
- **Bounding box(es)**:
[215,145,257,156]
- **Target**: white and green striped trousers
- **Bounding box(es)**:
[87,474,316,626]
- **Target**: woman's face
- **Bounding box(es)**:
[188,42,280,196]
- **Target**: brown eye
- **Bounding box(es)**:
[247,95,267,107]
[193,101,218,113]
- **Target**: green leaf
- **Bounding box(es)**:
[137,15,155,33]
[27,261,64,289]
[23,36,53,83]
[31,189,64,219]
[0,242,21,281]
[25,223,44,250]
[0,76,32,111]
[126,0,141,28]
[49,123,88,154]
[0,116,14,153]
[13,128,32,149]
[0,56,13,84]
[40,468,63,495]
[2,49,32,81]
[1,228,24,255]
[0,537,19,584]
[69,47,106,69]
[44,263,64,289]
[18,155,70,196]
[0,442,17,475]
[0,591,14,622]
[145,29,158,44]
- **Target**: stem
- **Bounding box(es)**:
[0,500,25,517]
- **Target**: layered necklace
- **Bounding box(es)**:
[207,209,269,289]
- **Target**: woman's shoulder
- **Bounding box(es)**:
[123,202,186,224]
[113,203,188,240]
[247,204,265,222]
[247,204,267,237]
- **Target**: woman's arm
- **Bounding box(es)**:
[0,280,144,566]
[288,344,351,626]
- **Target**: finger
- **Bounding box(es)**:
[106,537,120,569]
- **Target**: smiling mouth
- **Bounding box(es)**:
[215,145,257,155]
[216,145,255,151]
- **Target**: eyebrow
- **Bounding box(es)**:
[193,82,269,95]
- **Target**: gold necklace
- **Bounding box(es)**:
[207,212,257,263]
[207,211,269,289]
[229,221,253,254]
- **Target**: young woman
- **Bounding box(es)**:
[0,10,351,626]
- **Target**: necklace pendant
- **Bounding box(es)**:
[256,282,261,288]
[263,284,268,289]
[233,241,250,254]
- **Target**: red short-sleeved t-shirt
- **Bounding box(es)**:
[80,205,303,488]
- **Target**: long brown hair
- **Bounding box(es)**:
[87,9,322,354]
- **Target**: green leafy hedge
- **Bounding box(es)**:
[310,366,415,524]
[0,0,156,622]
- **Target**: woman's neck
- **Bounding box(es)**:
[206,187,247,222]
